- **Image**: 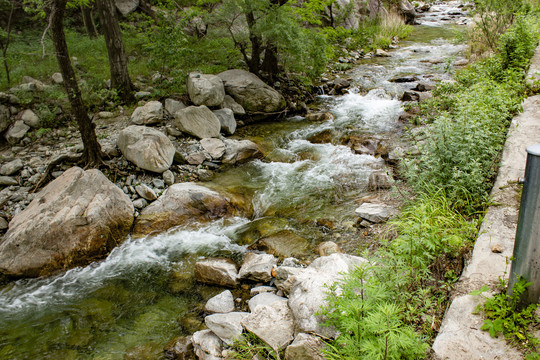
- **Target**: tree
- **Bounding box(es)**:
[95,0,135,103]
[49,0,102,167]
[80,3,97,38]
[0,0,17,85]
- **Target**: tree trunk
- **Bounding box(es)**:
[0,1,15,85]
[261,44,279,82]
[81,5,98,38]
[50,0,102,167]
[95,0,135,103]
[245,11,262,75]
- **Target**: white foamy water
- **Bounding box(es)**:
[0,218,248,317]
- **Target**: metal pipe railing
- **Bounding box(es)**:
[508,144,540,305]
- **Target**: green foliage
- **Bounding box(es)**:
[476,277,540,357]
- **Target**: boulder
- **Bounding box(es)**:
[222,139,262,165]
[164,98,186,116]
[314,241,343,257]
[248,292,287,312]
[238,252,277,282]
[287,253,368,338]
[399,0,418,24]
[135,184,157,201]
[173,106,221,139]
[187,73,225,107]
[220,95,245,115]
[117,125,175,173]
[0,167,134,277]
[0,159,23,176]
[248,230,309,258]
[0,176,17,186]
[194,258,238,288]
[242,298,295,352]
[115,0,139,16]
[133,183,237,236]
[5,120,30,144]
[0,104,11,133]
[213,108,236,135]
[354,202,398,223]
[200,138,226,160]
[130,101,164,125]
[191,330,223,360]
[217,70,286,114]
[284,333,325,360]
[163,336,195,360]
[162,170,175,186]
[205,290,235,314]
[205,312,249,345]
[20,109,40,128]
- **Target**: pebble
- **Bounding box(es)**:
[0,217,8,230]
[162,170,174,185]
[0,159,24,176]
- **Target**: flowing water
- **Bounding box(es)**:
[0,3,470,359]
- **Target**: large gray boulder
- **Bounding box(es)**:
[0,167,134,277]
[115,0,139,16]
[213,108,236,135]
[238,252,277,282]
[173,106,221,139]
[205,290,235,314]
[217,70,286,114]
[287,253,368,338]
[399,0,418,24]
[133,183,238,236]
[284,333,325,360]
[5,120,30,144]
[191,330,223,360]
[20,109,40,128]
[205,312,249,345]
[187,73,225,107]
[130,101,164,125]
[194,258,238,288]
[222,139,262,165]
[117,125,175,173]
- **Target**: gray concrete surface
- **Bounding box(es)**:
[432,47,540,359]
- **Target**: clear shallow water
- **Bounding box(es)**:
[0,3,469,359]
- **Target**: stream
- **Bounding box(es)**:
[0,3,469,359]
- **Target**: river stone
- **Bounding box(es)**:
[284,333,325,360]
[250,286,277,296]
[117,125,175,173]
[164,336,194,360]
[222,139,262,164]
[162,170,174,186]
[0,167,134,277]
[5,120,30,144]
[173,105,221,139]
[220,95,245,115]
[354,203,398,223]
[164,98,186,116]
[288,253,368,338]
[130,101,164,125]
[242,299,295,352]
[218,70,286,114]
[133,183,237,236]
[205,290,235,314]
[191,330,223,360]
[314,241,343,256]
[135,184,157,201]
[0,104,11,133]
[187,73,225,107]
[399,0,418,24]
[275,266,305,295]
[19,109,40,128]
[200,138,226,160]
[0,159,23,176]
[194,258,238,288]
[248,292,287,312]
[205,312,249,345]
[0,217,8,230]
[0,176,17,186]
[132,198,148,209]
[116,0,139,16]
[212,108,236,135]
[238,252,277,282]
[248,230,309,258]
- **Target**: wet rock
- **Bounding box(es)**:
[173,105,221,139]
[194,258,238,288]
[213,108,236,135]
[305,112,334,122]
[401,90,420,101]
[414,82,435,92]
[130,101,164,125]
[19,109,40,128]
[0,176,17,186]
[133,183,237,236]
[248,230,309,258]
[135,184,157,201]
[314,241,343,256]
[218,69,286,114]
[187,73,225,107]
[368,171,392,191]
[222,139,262,164]
[354,202,398,223]
[220,95,245,116]
[238,252,278,282]
[0,167,134,277]
[205,312,249,345]
[124,343,163,360]
[165,98,187,117]
[0,104,11,133]
[232,217,291,245]
[5,120,30,144]
[118,125,175,173]
[0,159,23,176]
[288,253,368,338]
[248,292,287,312]
[164,336,195,360]
[162,170,175,185]
[242,298,295,352]
[205,290,235,314]
[191,330,223,360]
[375,49,390,57]
[116,0,139,16]
[284,333,325,360]
[390,75,418,83]
[399,0,418,24]
[200,138,226,160]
